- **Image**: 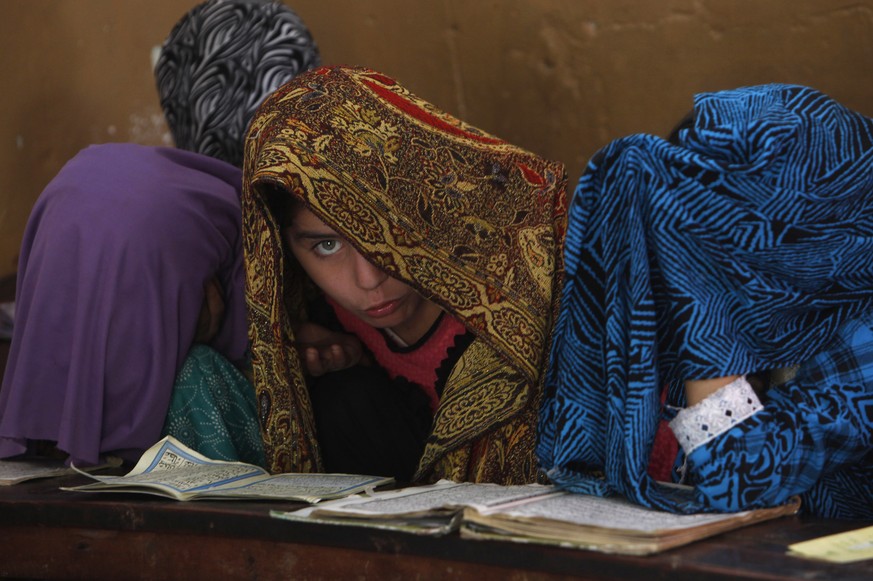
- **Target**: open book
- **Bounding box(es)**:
[274,480,552,535]
[272,480,801,555]
[61,436,393,503]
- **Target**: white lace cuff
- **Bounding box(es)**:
[669,376,763,455]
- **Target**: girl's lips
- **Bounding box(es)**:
[364,298,403,318]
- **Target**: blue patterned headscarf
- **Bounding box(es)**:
[538,84,873,512]
[155,0,320,167]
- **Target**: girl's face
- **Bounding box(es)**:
[283,205,440,343]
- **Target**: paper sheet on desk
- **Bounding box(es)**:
[788,525,873,563]
[1,456,122,485]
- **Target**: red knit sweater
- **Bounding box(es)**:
[327,298,469,411]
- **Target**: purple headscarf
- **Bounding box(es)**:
[0,143,248,464]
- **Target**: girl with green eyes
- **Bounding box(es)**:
[242,66,568,484]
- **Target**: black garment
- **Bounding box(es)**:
[309,365,433,483]
[304,293,474,483]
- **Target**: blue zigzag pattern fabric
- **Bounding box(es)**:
[689,311,873,518]
[538,84,873,514]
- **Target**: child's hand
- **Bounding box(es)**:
[293,322,364,377]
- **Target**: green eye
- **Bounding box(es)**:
[315,239,342,256]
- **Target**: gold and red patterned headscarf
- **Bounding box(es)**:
[242,66,567,482]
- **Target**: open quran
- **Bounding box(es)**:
[272,480,801,555]
[61,436,393,503]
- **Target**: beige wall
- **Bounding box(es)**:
[1,0,871,278]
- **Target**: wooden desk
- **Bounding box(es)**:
[0,273,868,579]
[1,475,871,580]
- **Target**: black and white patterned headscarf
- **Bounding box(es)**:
[155,0,320,167]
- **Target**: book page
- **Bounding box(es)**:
[477,492,754,533]
[81,462,269,494]
[123,436,256,477]
[63,437,395,502]
[271,506,461,536]
[463,493,801,555]
[204,473,393,502]
[64,436,269,498]
[309,481,553,518]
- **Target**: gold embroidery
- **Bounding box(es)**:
[242,67,567,481]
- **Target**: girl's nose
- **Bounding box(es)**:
[353,250,388,290]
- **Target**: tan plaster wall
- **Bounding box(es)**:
[1,0,871,278]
